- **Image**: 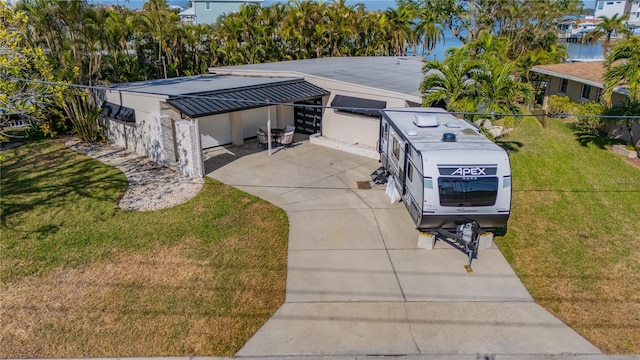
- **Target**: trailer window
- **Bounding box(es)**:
[438,177,499,207]
[392,137,400,160]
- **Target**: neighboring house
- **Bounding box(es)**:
[179,0,263,25]
[594,0,632,18]
[531,61,628,106]
[629,0,640,26]
[556,18,607,43]
[573,19,603,33]
[178,6,196,24]
[531,61,639,146]
[102,57,425,178]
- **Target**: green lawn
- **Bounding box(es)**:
[0,139,289,358]
[496,116,640,353]
[1,118,639,356]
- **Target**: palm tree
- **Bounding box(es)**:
[325,0,357,56]
[603,36,640,104]
[138,0,181,78]
[472,57,534,127]
[414,4,444,57]
[383,5,417,56]
[420,48,482,112]
[583,14,632,55]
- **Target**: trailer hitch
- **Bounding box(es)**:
[458,221,480,273]
[436,221,481,273]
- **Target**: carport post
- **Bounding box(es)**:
[266,99,272,156]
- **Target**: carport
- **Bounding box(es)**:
[166,78,329,149]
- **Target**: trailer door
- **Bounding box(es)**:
[388,129,406,195]
[380,118,390,167]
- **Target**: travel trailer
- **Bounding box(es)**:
[378,108,512,269]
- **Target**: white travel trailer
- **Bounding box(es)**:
[378,108,512,269]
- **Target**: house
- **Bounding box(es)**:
[209,57,424,152]
[531,61,639,146]
[178,6,196,24]
[594,0,633,18]
[101,57,425,178]
[179,0,263,25]
[531,61,629,106]
[629,0,640,26]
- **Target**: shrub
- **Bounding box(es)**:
[575,101,606,135]
[547,95,577,118]
[604,101,640,147]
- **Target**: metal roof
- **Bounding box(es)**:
[166,79,329,118]
[210,57,425,99]
[331,95,386,117]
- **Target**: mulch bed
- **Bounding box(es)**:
[624,156,640,169]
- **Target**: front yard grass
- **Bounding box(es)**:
[496,116,640,353]
[0,139,288,358]
[2,116,639,356]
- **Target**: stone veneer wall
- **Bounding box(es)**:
[174,120,202,178]
[103,114,165,164]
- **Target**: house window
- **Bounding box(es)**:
[598,1,604,8]
[559,78,568,94]
[581,84,592,100]
[596,88,603,102]
[408,163,414,182]
[205,2,211,10]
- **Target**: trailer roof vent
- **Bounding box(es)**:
[413,113,439,127]
[442,132,457,142]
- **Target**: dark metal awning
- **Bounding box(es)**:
[101,101,136,123]
[166,79,329,118]
[330,95,386,117]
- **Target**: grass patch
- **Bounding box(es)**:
[0,139,288,358]
[495,117,640,354]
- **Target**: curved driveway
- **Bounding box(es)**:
[205,140,600,357]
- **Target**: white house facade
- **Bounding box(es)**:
[594,0,632,18]
[629,0,640,26]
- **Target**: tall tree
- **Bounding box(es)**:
[584,14,632,55]
[413,4,444,57]
[0,2,64,137]
[420,34,533,126]
[603,36,640,104]
[473,57,534,127]
[420,48,481,112]
[383,5,417,56]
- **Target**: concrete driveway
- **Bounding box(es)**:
[205,139,600,357]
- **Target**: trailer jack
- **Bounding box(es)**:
[436,221,481,273]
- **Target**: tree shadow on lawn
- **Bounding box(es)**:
[575,132,626,150]
[0,143,126,230]
[496,140,524,153]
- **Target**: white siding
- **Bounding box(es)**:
[242,107,270,138]
[594,0,630,18]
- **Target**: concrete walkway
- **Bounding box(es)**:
[205,139,601,358]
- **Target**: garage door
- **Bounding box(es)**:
[198,114,232,149]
